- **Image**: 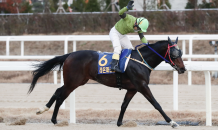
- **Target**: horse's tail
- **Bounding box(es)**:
[28,53,71,94]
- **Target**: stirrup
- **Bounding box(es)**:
[110,59,122,73]
[111,66,122,73]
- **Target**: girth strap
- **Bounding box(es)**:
[115,72,122,90]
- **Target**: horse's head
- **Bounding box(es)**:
[166,37,186,74]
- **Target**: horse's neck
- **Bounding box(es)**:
[140,42,168,69]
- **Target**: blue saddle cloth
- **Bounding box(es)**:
[98,49,132,74]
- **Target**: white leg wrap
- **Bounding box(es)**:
[170,121,179,128]
[36,106,49,115]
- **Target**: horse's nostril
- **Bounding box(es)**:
[179,68,186,74]
[182,68,186,72]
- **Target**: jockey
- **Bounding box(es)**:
[110,0,149,73]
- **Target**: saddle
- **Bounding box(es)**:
[97,49,132,90]
[98,49,132,74]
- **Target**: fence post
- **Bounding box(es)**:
[6,37,10,56]
[64,37,69,54]
[73,40,77,52]
[60,36,69,109]
[188,37,193,85]
[173,71,178,110]
[53,71,57,84]
[70,40,76,123]
[204,71,212,126]
[58,36,70,109]
[21,41,24,56]
[182,40,186,55]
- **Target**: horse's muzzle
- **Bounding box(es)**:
[178,67,186,74]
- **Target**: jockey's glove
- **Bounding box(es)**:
[126,0,134,10]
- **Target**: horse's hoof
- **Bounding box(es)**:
[117,122,123,127]
[51,119,57,125]
[170,121,179,128]
[36,106,49,115]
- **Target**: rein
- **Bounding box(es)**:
[133,43,177,70]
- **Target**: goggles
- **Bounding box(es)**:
[169,45,183,59]
[134,18,143,31]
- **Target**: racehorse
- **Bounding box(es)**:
[28,37,186,128]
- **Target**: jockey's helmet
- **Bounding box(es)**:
[136,17,149,32]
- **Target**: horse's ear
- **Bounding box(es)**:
[168,37,172,44]
[175,37,178,44]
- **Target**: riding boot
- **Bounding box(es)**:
[110,59,122,73]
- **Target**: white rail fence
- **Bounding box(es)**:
[0,35,218,126]
[1,35,218,85]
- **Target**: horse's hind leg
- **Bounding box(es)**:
[50,85,74,124]
[36,86,63,115]
[117,90,137,126]
[50,77,88,124]
[49,54,90,124]
[139,84,179,128]
[46,87,63,108]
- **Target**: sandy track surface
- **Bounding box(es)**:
[0,83,218,110]
[0,123,218,130]
[0,83,218,130]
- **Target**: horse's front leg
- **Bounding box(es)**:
[117,89,137,126]
[139,84,179,128]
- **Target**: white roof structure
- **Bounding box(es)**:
[68,0,73,5]
[169,0,187,10]
[132,0,211,11]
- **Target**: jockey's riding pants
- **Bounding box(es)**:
[109,26,134,57]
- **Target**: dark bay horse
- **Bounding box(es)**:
[28,37,186,128]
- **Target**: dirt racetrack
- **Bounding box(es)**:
[1,123,218,130]
[0,83,218,130]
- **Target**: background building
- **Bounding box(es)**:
[133,0,215,11]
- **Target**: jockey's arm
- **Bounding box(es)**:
[138,31,148,43]
[118,7,128,19]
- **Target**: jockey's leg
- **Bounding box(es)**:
[120,35,134,50]
[111,54,122,73]
[109,26,122,73]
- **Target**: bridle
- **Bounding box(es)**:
[163,44,182,70]
[164,44,177,66]
[135,42,182,70]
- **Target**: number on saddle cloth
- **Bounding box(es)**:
[97,49,132,74]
